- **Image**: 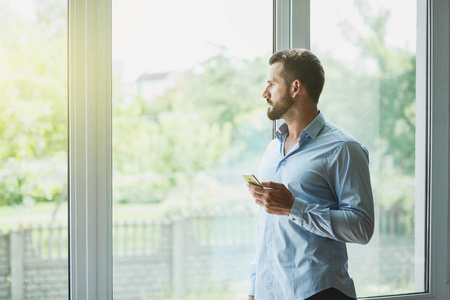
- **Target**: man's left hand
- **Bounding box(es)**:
[247,181,295,215]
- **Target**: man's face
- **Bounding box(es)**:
[262,62,295,121]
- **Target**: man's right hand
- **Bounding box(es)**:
[248,296,255,300]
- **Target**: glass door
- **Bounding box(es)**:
[0,0,68,299]
[112,0,273,298]
[309,0,424,297]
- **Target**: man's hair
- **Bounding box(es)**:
[269,49,325,103]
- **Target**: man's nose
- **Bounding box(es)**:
[262,89,270,99]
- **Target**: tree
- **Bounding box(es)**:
[315,0,417,234]
[112,51,272,205]
[0,0,67,206]
[348,0,416,175]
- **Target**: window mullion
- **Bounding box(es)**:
[428,0,449,299]
[415,0,428,292]
[290,0,310,49]
[69,0,112,299]
[275,0,291,51]
[273,0,294,134]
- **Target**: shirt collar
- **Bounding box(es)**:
[275,111,326,141]
[275,122,289,140]
[305,111,326,139]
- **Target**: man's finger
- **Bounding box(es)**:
[261,181,286,189]
[247,183,266,197]
[255,198,291,214]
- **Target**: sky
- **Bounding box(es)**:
[311,0,417,69]
[112,0,418,81]
[7,0,418,81]
[112,0,273,80]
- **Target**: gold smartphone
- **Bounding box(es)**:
[242,174,262,186]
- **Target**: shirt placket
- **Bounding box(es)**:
[276,131,308,173]
[266,213,275,298]
[268,133,309,299]
[265,138,288,299]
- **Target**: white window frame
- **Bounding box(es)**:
[67,0,448,299]
[283,0,448,299]
[69,0,112,299]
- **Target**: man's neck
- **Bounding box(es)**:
[283,106,319,143]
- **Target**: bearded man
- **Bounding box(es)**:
[247,49,375,300]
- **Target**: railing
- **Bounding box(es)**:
[0,209,414,299]
[1,212,258,299]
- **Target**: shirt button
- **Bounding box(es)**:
[292,217,296,221]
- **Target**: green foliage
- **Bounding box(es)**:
[0,0,416,219]
[324,1,416,177]
[352,3,417,231]
[0,0,67,206]
[353,0,416,175]
[0,160,64,207]
[159,53,272,164]
[319,54,380,152]
[316,0,417,234]
[0,174,28,206]
[113,52,271,204]
[321,0,417,234]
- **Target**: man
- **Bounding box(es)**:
[247,49,375,300]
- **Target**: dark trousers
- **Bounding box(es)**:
[306,288,356,300]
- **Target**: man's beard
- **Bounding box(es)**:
[266,90,295,120]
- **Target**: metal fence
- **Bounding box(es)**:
[1,212,258,300]
[0,210,415,299]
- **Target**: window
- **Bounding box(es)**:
[111,0,272,298]
[6,0,440,299]
[1,0,447,299]
[0,0,68,299]
[284,0,448,299]
[310,0,423,296]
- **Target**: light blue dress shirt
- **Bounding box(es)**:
[249,112,374,300]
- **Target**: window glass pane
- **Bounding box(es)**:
[0,0,68,299]
[112,0,272,298]
[311,0,422,297]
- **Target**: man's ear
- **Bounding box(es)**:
[291,79,302,98]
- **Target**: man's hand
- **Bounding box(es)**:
[248,296,255,300]
[247,181,295,215]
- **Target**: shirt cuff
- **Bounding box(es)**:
[249,284,255,296]
[288,197,308,223]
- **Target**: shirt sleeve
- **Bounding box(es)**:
[248,259,256,296]
[288,141,375,244]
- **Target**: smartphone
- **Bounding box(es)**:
[242,174,262,187]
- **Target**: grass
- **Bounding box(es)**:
[0,202,161,232]
[0,202,68,232]
[0,199,247,231]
